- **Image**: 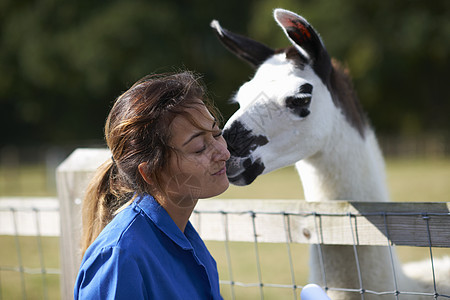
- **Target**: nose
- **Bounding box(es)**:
[211,138,230,162]
[222,120,268,158]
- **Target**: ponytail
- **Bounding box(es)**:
[80,158,133,257]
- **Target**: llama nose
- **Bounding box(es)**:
[223,120,269,158]
[226,157,252,178]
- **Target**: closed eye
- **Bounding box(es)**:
[194,130,223,154]
[195,146,206,154]
[213,130,223,139]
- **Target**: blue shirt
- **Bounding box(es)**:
[74,194,222,299]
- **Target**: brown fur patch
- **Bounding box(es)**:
[277,46,307,69]
[329,59,368,138]
[279,47,368,138]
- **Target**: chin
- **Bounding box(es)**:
[203,180,230,199]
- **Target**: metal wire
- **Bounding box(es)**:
[191,208,450,299]
[194,208,450,218]
[313,213,328,291]
[250,212,264,299]
[423,213,439,299]
[33,208,49,299]
[283,213,298,299]
[11,208,27,300]
[348,213,365,299]
[2,202,449,299]
[221,212,236,300]
[383,213,400,300]
[1,204,60,300]
[0,266,60,275]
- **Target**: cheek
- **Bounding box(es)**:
[166,172,203,194]
[171,156,211,186]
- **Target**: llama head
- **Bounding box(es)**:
[212,9,364,186]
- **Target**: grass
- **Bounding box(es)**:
[0,236,60,300]
[385,158,450,202]
[206,241,310,299]
[0,164,55,197]
[0,157,449,299]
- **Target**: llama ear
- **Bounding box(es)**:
[274,9,332,82]
[273,8,326,63]
[211,20,275,68]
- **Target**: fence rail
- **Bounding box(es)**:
[0,197,59,237]
[193,199,450,247]
[3,197,448,246]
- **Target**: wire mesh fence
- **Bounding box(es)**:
[192,199,450,299]
[1,197,449,299]
[0,198,60,300]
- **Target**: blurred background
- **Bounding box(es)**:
[0,0,449,195]
[1,1,449,299]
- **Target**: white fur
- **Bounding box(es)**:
[230,54,335,174]
[226,50,450,299]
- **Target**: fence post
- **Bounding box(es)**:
[56,148,110,300]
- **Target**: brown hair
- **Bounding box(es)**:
[81,71,220,256]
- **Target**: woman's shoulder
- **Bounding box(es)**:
[83,202,157,259]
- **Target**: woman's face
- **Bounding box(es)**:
[161,103,230,208]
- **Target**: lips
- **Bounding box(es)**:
[212,166,227,176]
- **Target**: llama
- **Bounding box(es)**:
[211,8,449,299]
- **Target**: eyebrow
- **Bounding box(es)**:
[182,120,217,147]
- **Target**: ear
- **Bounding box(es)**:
[138,162,153,185]
[274,9,327,63]
[274,8,332,82]
[210,20,275,68]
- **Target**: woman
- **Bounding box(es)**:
[74,71,230,299]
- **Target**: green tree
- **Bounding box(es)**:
[0,0,448,147]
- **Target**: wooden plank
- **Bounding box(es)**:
[0,197,59,236]
[56,148,110,300]
[192,199,450,247]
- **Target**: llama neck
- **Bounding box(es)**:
[296,126,389,202]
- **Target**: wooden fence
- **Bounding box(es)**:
[3,148,448,299]
[52,148,450,299]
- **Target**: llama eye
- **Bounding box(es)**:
[285,96,311,108]
[285,96,311,118]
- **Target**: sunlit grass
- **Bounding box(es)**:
[0,236,60,300]
[206,241,310,299]
[386,158,450,202]
[0,164,55,197]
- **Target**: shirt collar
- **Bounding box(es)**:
[134,194,195,250]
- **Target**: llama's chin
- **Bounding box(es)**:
[227,175,249,186]
[226,157,265,186]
